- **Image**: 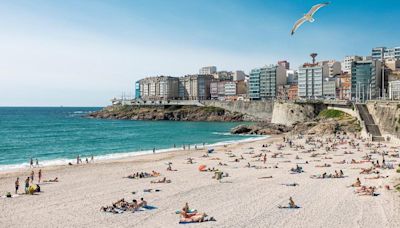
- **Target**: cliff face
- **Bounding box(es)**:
[88,105,249,122]
[366,101,400,139]
[271,101,326,126]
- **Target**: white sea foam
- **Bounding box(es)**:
[0,136,268,172]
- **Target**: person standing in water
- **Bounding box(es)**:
[153,148,156,154]
[77,155,80,164]
[35,158,39,167]
[30,158,34,168]
[91,155,94,163]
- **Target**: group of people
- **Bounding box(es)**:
[126,171,160,179]
[76,155,94,164]
[100,198,148,214]
[15,169,42,195]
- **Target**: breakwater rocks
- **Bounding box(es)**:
[230,123,292,135]
[88,105,251,121]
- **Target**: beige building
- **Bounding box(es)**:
[138,76,179,100]
[178,75,213,100]
[342,56,363,73]
[386,59,400,71]
[324,60,342,77]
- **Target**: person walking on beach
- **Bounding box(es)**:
[15,177,20,194]
[91,155,94,163]
[35,158,39,167]
[38,169,42,183]
[30,170,34,183]
[77,155,80,164]
[30,158,34,168]
[263,154,267,164]
[25,177,30,193]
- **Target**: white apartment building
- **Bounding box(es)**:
[298,62,329,99]
[199,66,217,75]
[372,47,400,61]
[389,80,400,100]
[224,82,237,96]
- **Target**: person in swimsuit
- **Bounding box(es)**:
[25,177,30,193]
[30,170,34,183]
[38,169,42,183]
[15,177,19,194]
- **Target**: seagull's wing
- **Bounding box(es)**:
[307,2,330,16]
[291,17,307,35]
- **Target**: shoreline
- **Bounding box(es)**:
[1,133,400,227]
[0,134,270,176]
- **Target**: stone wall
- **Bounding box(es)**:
[202,100,274,120]
[271,101,325,126]
[366,101,400,141]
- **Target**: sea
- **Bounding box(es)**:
[0,107,263,171]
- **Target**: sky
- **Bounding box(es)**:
[0,0,399,106]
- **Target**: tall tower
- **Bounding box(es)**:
[310,53,318,99]
[310,53,318,64]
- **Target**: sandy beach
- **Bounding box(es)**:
[1,134,400,228]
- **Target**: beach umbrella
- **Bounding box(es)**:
[198,165,207,172]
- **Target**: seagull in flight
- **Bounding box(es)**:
[291,2,330,35]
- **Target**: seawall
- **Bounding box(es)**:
[271,101,326,126]
[202,100,274,120]
[366,101,400,142]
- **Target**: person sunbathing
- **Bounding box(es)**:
[43,177,59,182]
[288,197,298,208]
[186,158,193,164]
[151,177,171,184]
[179,203,214,223]
[167,164,178,171]
[218,162,227,166]
[355,186,376,196]
[282,183,299,186]
[360,167,375,174]
[365,175,388,179]
[315,163,331,168]
[350,178,361,187]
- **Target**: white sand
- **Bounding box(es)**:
[1,134,400,228]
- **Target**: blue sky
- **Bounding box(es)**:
[0,0,399,106]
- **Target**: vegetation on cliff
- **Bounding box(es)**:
[88,105,248,121]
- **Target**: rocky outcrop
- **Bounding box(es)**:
[230,122,292,135]
[271,101,326,126]
[233,109,361,136]
[88,105,251,122]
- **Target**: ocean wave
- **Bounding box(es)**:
[0,136,269,172]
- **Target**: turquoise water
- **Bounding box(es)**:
[0,107,259,170]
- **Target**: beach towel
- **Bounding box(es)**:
[175,209,197,214]
[278,205,300,209]
[141,205,157,210]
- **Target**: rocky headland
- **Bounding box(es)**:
[88,105,252,121]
